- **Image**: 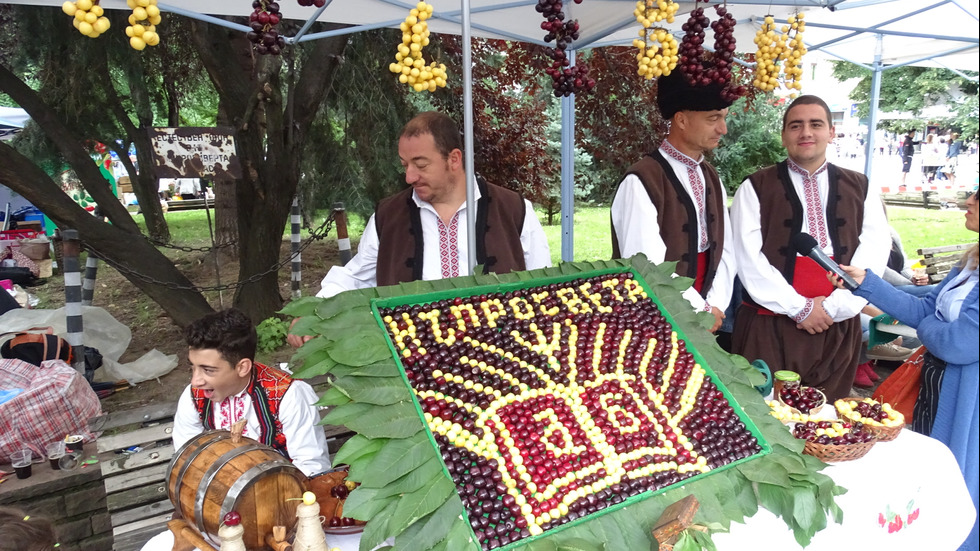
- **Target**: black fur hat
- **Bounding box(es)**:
[657,70,733,120]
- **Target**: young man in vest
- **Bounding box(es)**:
[173,308,330,476]
[610,70,737,333]
[288,111,551,346]
[730,95,890,401]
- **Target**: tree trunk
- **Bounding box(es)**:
[0,142,213,327]
[188,19,348,323]
[214,179,238,248]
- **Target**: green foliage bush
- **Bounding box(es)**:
[256,317,289,353]
[712,95,786,193]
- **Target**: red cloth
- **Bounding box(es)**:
[748,256,836,316]
[693,251,709,295]
[0,359,102,461]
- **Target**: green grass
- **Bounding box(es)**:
[134,204,974,266]
[887,206,976,258]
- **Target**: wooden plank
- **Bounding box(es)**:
[89,403,178,432]
[322,424,353,439]
[918,243,972,256]
[97,422,175,453]
[107,481,170,512]
[112,515,175,551]
[104,463,170,494]
[113,511,175,536]
[100,444,174,476]
[922,254,963,267]
[111,498,174,527]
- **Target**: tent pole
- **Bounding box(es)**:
[863,33,883,179]
[560,50,576,263]
[462,0,477,273]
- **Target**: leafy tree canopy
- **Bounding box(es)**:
[830,61,979,139]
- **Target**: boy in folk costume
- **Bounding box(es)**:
[172,308,330,476]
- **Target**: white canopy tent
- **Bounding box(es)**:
[3,0,977,262]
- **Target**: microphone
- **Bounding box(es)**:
[790,232,859,291]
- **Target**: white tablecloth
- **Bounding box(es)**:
[144,430,975,551]
[715,428,976,550]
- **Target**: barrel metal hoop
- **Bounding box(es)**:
[168,432,231,509]
[219,460,303,524]
[194,443,264,536]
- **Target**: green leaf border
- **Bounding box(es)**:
[285,256,844,551]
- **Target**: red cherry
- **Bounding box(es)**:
[223,511,241,526]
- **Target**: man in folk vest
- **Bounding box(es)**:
[610,70,737,333]
[173,308,330,476]
[287,111,551,347]
[730,95,890,402]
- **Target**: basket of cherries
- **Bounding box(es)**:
[792,420,876,462]
[835,398,904,442]
[777,383,826,416]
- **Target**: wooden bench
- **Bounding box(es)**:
[87,404,179,551]
[88,398,355,551]
[917,243,974,284]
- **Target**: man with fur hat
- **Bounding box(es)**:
[610,70,736,332]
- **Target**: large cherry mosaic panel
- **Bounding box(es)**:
[376,272,764,550]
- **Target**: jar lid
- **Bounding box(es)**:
[774,370,801,382]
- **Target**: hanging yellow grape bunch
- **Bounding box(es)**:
[782,13,806,93]
[62,0,111,38]
[126,0,162,50]
[753,12,806,94]
[389,2,448,93]
[632,0,680,79]
[752,15,784,91]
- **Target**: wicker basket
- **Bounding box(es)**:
[865,422,903,442]
[803,437,876,462]
[834,399,904,442]
[778,387,826,416]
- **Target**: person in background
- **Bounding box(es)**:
[833,190,978,551]
[173,308,330,477]
[730,95,890,402]
[610,70,737,335]
[943,132,962,185]
[901,130,918,186]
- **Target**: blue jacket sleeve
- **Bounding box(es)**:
[855,269,979,366]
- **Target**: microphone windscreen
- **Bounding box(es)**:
[791,233,818,256]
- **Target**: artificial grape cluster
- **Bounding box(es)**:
[710,5,746,101]
[388,2,448,93]
[632,0,679,79]
[752,16,783,91]
[62,0,111,39]
[792,420,875,445]
[536,0,595,97]
[125,0,162,51]
[677,5,709,84]
[782,13,806,93]
[753,13,806,94]
[247,0,286,56]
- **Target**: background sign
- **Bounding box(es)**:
[148,127,241,180]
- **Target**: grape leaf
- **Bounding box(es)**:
[332,434,387,467]
[333,375,411,405]
[356,432,434,487]
[387,473,455,537]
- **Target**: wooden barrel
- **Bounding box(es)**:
[167,431,308,548]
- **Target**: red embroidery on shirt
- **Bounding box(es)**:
[662,141,708,251]
[438,212,462,278]
[788,160,830,249]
